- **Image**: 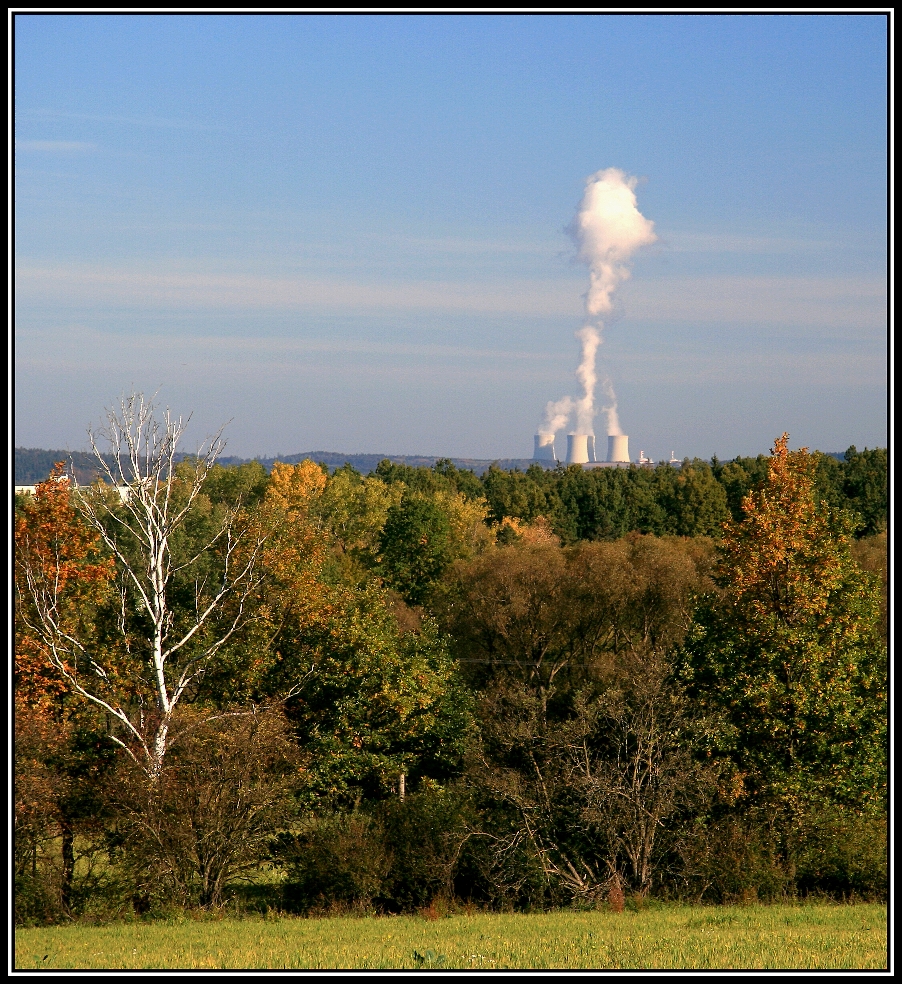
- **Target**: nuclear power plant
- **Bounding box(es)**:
[566,434,591,464]
[537,432,636,466]
[532,431,661,468]
[533,433,556,461]
[606,435,629,463]
[534,169,660,476]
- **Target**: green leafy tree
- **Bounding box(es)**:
[623,466,670,536]
[555,467,622,542]
[283,585,475,807]
[481,465,560,529]
[377,493,457,605]
[681,434,887,823]
[201,459,271,510]
[431,458,485,500]
[714,460,754,522]
[438,534,716,903]
[668,462,730,537]
[841,446,888,536]
[314,464,403,567]
[851,531,888,646]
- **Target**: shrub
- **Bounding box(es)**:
[794,803,888,900]
[105,707,300,910]
[375,785,474,911]
[276,812,391,913]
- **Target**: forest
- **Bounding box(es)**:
[14,396,888,925]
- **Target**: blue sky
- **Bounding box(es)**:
[14,13,888,462]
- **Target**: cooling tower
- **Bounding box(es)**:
[566,433,591,464]
[534,433,557,461]
[587,435,597,462]
[607,435,630,463]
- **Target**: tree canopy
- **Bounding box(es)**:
[680,435,887,815]
[14,411,888,920]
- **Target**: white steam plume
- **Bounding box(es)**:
[541,395,574,438]
[600,377,622,437]
[540,167,656,440]
[574,324,600,434]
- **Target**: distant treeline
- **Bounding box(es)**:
[14,447,540,485]
[461,448,886,540]
[15,445,886,539]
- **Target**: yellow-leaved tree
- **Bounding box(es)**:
[680,434,887,889]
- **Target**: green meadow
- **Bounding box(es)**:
[14,904,887,971]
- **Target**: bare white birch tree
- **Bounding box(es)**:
[19,393,268,780]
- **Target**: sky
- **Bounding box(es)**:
[13,12,889,463]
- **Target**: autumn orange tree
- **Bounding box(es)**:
[15,464,115,708]
[14,463,117,912]
[234,459,337,701]
[680,435,887,831]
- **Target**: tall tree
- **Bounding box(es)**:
[313,464,403,566]
[841,446,888,537]
[681,434,887,819]
[16,395,268,780]
[281,585,475,807]
[15,464,114,712]
[439,534,716,903]
[14,463,118,911]
[668,462,729,537]
[377,493,457,605]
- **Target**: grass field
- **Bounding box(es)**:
[14,903,888,971]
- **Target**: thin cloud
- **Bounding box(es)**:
[15,322,561,365]
[656,230,839,254]
[14,323,566,386]
[15,320,882,390]
[20,108,229,132]
[15,140,97,152]
[16,263,886,334]
[624,274,886,331]
[15,264,581,318]
[611,346,884,387]
[372,233,554,257]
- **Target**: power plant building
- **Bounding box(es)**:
[534,432,641,468]
[607,435,629,464]
[566,433,592,464]
[533,433,557,461]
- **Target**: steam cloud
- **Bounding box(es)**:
[541,167,656,441]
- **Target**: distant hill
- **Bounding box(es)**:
[241,451,544,477]
[15,448,116,486]
[15,446,861,486]
[14,447,545,484]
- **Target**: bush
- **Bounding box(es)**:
[665,814,790,903]
[794,804,888,901]
[104,707,300,911]
[375,785,474,911]
[14,871,67,927]
[662,799,888,904]
[276,811,391,913]
[276,786,481,914]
